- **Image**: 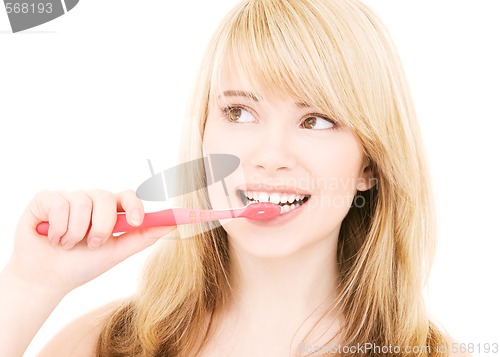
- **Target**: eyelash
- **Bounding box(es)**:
[219,104,254,122]
[219,105,339,130]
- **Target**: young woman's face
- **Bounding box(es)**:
[203,65,373,258]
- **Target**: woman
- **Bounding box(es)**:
[0,0,469,356]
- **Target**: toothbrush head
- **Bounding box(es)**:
[238,202,281,220]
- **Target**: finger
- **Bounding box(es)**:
[116,189,144,226]
[59,190,93,250]
[85,189,117,249]
[46,192,71,246]
[27,191,71,246]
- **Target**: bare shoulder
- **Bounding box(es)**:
[36,298,126,357]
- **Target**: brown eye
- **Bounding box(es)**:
[301,116,335,130]
[228,108,242,122]
[303,117,317,129]
[222,106,255,123]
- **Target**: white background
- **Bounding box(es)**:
[0,1,499,356]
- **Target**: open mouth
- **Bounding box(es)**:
[238,190,311,215]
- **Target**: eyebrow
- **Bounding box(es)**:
[220,90,311,108]
[220,90,259,101]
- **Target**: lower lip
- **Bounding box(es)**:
[243,198,310,226]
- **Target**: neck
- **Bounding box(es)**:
[227,230,341,320]
[202,230,344,355]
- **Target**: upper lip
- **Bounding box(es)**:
[235,184,312,196]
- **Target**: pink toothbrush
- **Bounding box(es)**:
[35,202,281,235]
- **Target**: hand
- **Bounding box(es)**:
[5,189,174,295]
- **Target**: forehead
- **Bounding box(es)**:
[211,56,307,105]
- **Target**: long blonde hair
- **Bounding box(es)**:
[97,0,450,355]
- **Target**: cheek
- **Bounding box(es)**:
[202,117,248,210]
[203,117,241,155]
[202,119,220,153]
[307,138,364,210]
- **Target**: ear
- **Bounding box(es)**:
[356,158,377,192]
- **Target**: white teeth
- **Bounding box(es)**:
[280,205,291,214]
[258,192,269,202]
[242,190,309,207]
[279,202,304,215]
[269,192,281,205]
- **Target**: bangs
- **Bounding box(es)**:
[207,0,355,130]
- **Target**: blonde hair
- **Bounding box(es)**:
[97,0,450,355]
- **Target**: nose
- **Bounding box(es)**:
[248,121,297,174]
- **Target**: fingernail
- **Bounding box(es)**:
[88,237,103,249]
[130,209,141,226]
[51,237,60,247]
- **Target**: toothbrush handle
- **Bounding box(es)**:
[34,209,178,236]
[35,208,235,235]
[115,208,233,232]
[113,209,177,233]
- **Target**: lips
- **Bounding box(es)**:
[237,189,311,215]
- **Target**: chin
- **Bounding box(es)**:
[231,239,307,259]
[225,226,317,260]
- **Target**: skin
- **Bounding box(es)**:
[0,190,173,356]
[199,63,376,354]
[203,64,375,260]
[0,70,471,357]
